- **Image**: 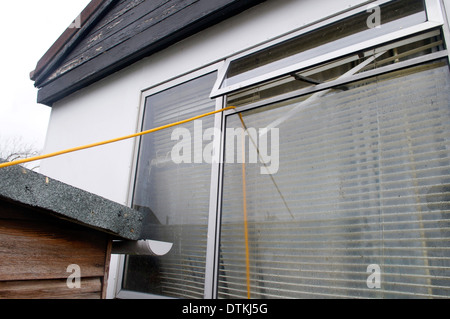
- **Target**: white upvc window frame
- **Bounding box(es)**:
[113,0,450,299]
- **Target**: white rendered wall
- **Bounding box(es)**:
[40,0,373,205]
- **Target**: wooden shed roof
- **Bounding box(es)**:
[31,0,265,106]
[0,161,144,240]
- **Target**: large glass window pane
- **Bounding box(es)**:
[219,61,450,299]
[123,72,217,298]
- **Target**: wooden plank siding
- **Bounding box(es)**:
[0,199,111,299]
[34,0,265,106]
[0,279,103,299]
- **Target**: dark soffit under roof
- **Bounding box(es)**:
[31,0,266,107]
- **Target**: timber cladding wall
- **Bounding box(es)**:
[0,199,112,299]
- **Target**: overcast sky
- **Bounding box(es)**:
[0,0,91,154]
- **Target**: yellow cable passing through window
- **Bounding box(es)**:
[0,106,236,169]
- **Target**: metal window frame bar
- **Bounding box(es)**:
[204,97,225,299]
[426,0,446,22]
[435,0,450,63]
[204,96,228,299]
[426,0,450,63]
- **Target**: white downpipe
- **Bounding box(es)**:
[112,240,173,256]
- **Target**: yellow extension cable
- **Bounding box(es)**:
[0,106,236,169]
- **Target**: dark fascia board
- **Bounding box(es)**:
[36,0,266,106]
[0,161,145,240]
[31,0,119,84]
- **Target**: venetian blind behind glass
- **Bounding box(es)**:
[123,72,217,298]
[219,62,450,298]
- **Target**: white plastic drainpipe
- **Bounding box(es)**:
[112,240,173,256]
